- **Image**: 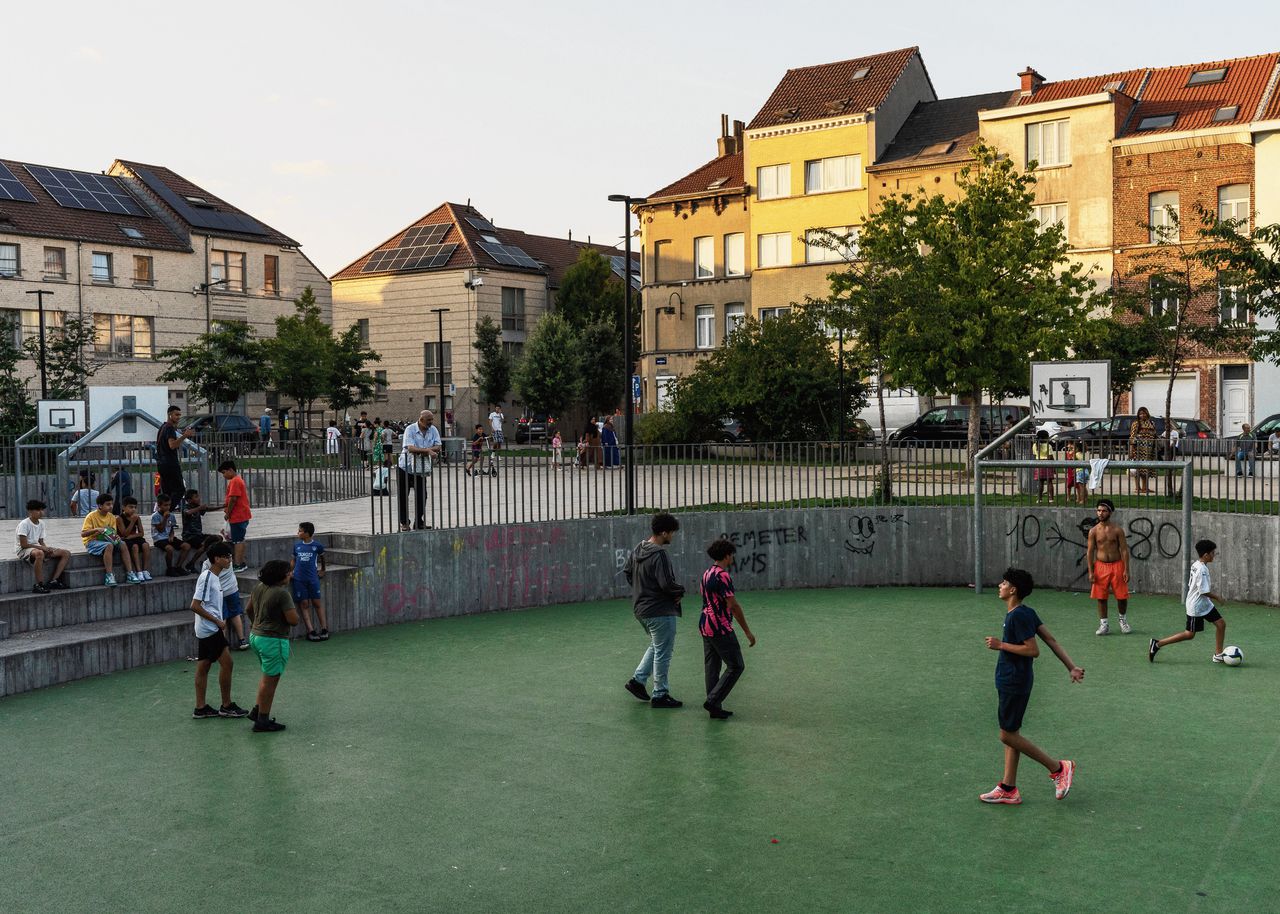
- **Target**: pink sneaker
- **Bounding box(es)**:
[1051,760,1075,800]
[979,784,1022,804]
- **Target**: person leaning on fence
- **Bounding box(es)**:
[398,410,442,531]
[1032,431,1056,504]
[16,499,70,594]
[156,405,195,509]
[1235,424,1256,478]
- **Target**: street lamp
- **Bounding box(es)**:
[607,193,647,515]
[24,288,52,399]
[194,277,230,334]
[430,308,449,434]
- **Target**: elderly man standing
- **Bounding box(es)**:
[398,410,441,531]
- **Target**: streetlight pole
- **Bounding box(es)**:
[24,289,53,399]
[837,328,844,448]
[607,194,647,515]
[430,308,449,434]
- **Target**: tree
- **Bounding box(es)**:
[472,316,511,411]
[667,310,866,442]
[514,312,579,416]
[24,316,100,400]
[1071,304,1162,413]
[875,143,1097,458]
[575,320,625,417]
[556,249,626,330]
[1188,208,1280,364]
[158,321,266,413]
[265,286,332,430]
[0,317,33,436]
[326,323,381,418]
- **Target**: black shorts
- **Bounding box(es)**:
[196,630,228,662]
[997,690,1030,732]
[124,536,146,550]
[1186,608,1222,632]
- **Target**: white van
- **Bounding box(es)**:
[855,395,930,439]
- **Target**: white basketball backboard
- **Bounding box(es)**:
[87,386,171,442]
[1030,360,1111,421]
[38,400,87,433]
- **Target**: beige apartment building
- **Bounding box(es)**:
[0,157,330,414]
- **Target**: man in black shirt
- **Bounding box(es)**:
[156,405,194,510]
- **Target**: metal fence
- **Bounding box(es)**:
[366,437,1279,535]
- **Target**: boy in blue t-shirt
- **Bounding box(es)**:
[980,568,1084,806]
[291,522,328,642]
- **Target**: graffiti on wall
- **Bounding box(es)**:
[716,524,808,575]
[843,513,909,557]
[1005,512,1182,585]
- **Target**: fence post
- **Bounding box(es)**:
[1182,459,1193,593]
[974,453,984,594]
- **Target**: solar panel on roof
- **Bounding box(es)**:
[24,165,148,216]
[400,224,450,247]
[131,166,268,236]
[466,215,498,233]
[361,243,458,274]
[478,242,541,269]
[0,163,37,203]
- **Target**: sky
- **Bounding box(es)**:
[6,0,1280,277]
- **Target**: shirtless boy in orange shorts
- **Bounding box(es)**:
[1086,499,1131,635]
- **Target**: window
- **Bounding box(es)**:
[263,255,279,294]
[1137,114,1178,131]
[91,252,113,283]
[1219,274,1250,324]
[758,306,790,322]
[5,309,64,347]
[805,226,860,263]
[1032,203,1068,236]
[423,341,453,386]
[1213,105,1239,123]
[756,163,791,200]
[373,370,388,400]
[132,255,154,285]
[93,314,153,360]
[652,240,669,283]
[724,303,745,339]
[120,226,145,241]
[1187,67,1227,86]
[695,305,715,349]
[1149,276,1180,325]
[0,243,17,277]
[356,318,370,346]
[724,233,745,276]
[850,66,870,80]
[694,236,713,278]
[502,341,524,363]
[1149,191,1180,242]
[757,233,791,268]
[804,155,860,193]
[209,250,245,291]
[1218,184,1249,227]
[43,247,66,278]
[501,287,526,331]
[1026,119,1070,167]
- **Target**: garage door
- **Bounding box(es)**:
[1133,375,1198,419]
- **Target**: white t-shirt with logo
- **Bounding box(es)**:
[192,569,225,637]
[489,411,503,434]
[201,558,240,596]
[1185,560,1213,617]
[16,517,45,554]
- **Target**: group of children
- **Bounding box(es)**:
[1031,432,1090,504]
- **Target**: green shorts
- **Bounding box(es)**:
[250,634,290,677]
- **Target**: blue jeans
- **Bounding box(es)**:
[1235,450,1256,476]
[634,615,678,698]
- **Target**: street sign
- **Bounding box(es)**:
[631,375,641,403]
[655,356,667,365]
[1030,360,1110,421]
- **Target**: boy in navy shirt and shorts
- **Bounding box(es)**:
[292,522,328,641]
[981,568,1084,805]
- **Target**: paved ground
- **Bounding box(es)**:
[3,586,1279,913]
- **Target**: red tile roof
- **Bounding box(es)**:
[1121,53,1280,136]
[0,158,190,252]
[871,91,1018,169]
[1016,69,1148,106]
[748,48,925,130]
[648,152,744,199]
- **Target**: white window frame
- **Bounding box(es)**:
[210,249,245,292]
[1218,275,1250,324]
[805,226,860,263]
[1149,276,1180,325]
[693,236,714,279]
[423,341,453,386]
[93,313,153,360]
[757,233,791,269]
[1218,184,1249,228]
[756,163,791,201]
[6,309,64,348]
[804,155,861,194]
[0,243,17,277]
[724,303,745,339]
[91,252,113,283]
[1026,119,1070,167]
[695,305,715,349]
[1032,203,1068,237]
[758,306,790,322]
[723,233,745,276]
[1149,191,1180,243]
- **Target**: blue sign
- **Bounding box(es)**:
[631,375,641,402]
[655,356,667,365]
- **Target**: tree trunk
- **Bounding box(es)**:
[967,386,983,467]
[875,359,892,502]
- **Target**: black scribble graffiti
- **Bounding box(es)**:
[843,513,908,558]
[1006,512,1181,587]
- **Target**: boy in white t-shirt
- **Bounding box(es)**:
[16,499,71,594]
[202,551,249,653]
[190,543,249,719]
[1149,540,1228,663]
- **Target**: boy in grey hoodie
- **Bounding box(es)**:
[623,512,686,708]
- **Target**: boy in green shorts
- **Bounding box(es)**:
[246,559,299,733]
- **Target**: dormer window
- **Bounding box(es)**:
[1137,114,1178,131]
[1187,67,1227,86]
[850,67,870,81]
[1212,106,1239,123]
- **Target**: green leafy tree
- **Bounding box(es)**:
[1071,304,1162,413]
[514,312,579,416]
[265,286,332,430]
[556,249,626,330]
[1186,206,1280,364]
[24,316,100,400]
[472,316,511,412]
[158,321,266,413]
[575,320,625,417]
[0,316,34,436]
[326,323,381,418]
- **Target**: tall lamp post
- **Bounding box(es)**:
[430,308,449,435]
[24,289,53,399]
[607,194,646,515]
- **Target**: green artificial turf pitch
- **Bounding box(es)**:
[3,587,1279,914]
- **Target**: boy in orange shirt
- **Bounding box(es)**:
[219,460,252,573]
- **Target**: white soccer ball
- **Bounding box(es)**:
[1222,645,1243,667]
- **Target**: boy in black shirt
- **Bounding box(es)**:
[181,488,223,574]
[980,568,1084,805]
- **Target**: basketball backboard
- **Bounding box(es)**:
[38,399,87,433]
[1029,360,1110,421]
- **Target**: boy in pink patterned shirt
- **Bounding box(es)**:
[699,538,757,720]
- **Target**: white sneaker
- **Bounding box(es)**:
[1212,652,1226,663]
[1118,617,1132,634]
[1095,622,1110,636]
[126,572,141,584]
[141,571,153,581]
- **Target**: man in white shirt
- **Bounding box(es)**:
[398,410,442,531]
[1269,430,1279,456]
[488,406,505,451]
[1149,539,1228,663]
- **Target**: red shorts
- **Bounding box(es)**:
[1091,560,1129,600]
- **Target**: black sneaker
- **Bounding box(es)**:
[47,578,68,590]
[219,703,249,718]
[193,705,220,719]
[183,563,199,575]
[249,705,260,721]
[236,640,250,651]
[703,700,733,718]
[651,695,683,709]
[1149,638,1160,663]
[318,629,330,641]
[252,718,286,733]
[232,563,248,573]
[32,583,50,595]
[306,631,322,642]
[624,678,651,702]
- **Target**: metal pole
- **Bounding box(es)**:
[431,308,449,429]
[25,289,52,399]
[622,206,635,516]
[837,328,844,449]
[974,456,984,594]
[1182,459,1193,595]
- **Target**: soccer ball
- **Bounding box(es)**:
[1222,645,1243,667]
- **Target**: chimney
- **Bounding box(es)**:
[717,114,739,157]
[1019,67,1045,98]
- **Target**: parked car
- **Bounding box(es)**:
[514,412,556,444]
[1222,413,1280,453]
[888,405,1031,444]
[1051,415,1226,455]
[717,418,748,443]
[843,418,877,442]
[184,414,261,450]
